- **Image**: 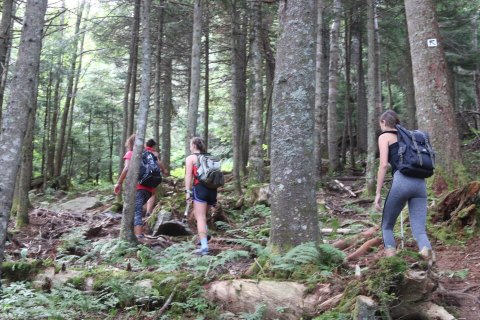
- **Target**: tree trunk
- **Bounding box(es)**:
[472,9,480,129]
[119,0,140,179]
[42,69,53,191]
[402,17,416,129]
[231,0,245,195]
[186,0,202,155]
[248,0,264,184]
[314,0,325,179]
[365,0,380,195]
[261,12,275,160]
[161,57,172,171]
[16,102,38,228]
[153,0,164,148]
[352,12,368,154]
[203,1,210,148]
[327,0,342,173]
[342,12,355,169]
[54,0,86,178]
[0,0,14,119]
[121,0,152,243]
[87,110,92,180]
[270,0,319,252]
[127,0,141,139]
[0,0,48,272]
[404,0,462,176]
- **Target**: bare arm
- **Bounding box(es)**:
[374,135,391,211]
[114,159,130,194]
[184,155,195,199]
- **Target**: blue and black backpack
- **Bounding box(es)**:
[138,151,162,188]
[395,124,435,178]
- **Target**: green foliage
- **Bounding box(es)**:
[1,259,44,282]
[58,227,91,256]
[239,303,267,320]
[0,281,117,319]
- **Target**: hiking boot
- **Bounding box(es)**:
[384,247,396,257]
[193,248,209,256]
[419,247,436,266]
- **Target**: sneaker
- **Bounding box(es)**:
[196,234,212,245]
[193,248,209,256]
[419,247,436,266]
[384,247,396,257]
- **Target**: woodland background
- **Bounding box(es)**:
[0,0,479,319]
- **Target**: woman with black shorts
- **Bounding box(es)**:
[184,137,217,255]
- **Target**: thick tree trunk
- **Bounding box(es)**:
[186,0,202,155]
[248,0,264,183]
[121,0,152,243]
[327,0,342,172]
[161,57,172,170]
[270,0,319,252]
[365,0,380,195]
[0,0,48,271]
[127,0,141,140]
[0,0,14,119]
[54,0,85,178]
[314,0,325,178]
[405,0,462,176]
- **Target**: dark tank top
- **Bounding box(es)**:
[381,131,399,175]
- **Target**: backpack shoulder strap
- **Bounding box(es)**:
[380,130,398,135]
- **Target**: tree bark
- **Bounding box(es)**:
[327,0,342,172]
[0,0,48,272]
[153,0,164,148]
[365,0,380,195]
[404,0,462,176]
[0,0,14,119]
[128,0,141,139]
[270,0,319,252]
[261,12,275,159]
[161,57,172,171]
[248,0,264,183]
[402,17,417,129]
[186,0,202,155]
[203,1,210,148]
[120,0,140,178]
[230,0,246,195]
[314,0,326,178]
[121,0,152,243]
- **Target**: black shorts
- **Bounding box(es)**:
[193,183,217,206]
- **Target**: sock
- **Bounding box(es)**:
[200,238,208,251]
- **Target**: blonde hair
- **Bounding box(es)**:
[125,134,136,151]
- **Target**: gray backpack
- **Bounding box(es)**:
[195,153,224,189]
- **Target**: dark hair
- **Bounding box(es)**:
[379,110,400,128]
[125,134,136,151]
[146,139,156,148]
[190,137,206,153]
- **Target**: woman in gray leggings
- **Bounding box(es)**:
[374,110,433,258]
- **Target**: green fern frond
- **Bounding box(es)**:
[318,244,346,267]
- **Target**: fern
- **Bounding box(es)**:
[318,243,346,267]
[239,303,267,320]
[231,239,266,256]
[211,249,250,270]
[271,242,320,273]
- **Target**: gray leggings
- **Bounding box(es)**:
[382,171,431,250]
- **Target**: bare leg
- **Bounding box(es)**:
[146,193,156,214]
[193,201,208,251]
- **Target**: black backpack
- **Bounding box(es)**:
[195,153,224,189]
[395,124,435,178]
[138,151,162,188]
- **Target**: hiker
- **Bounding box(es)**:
[114,134,168,240]
[184,137,217,255]
[144,138,169,216]
[374,110,433,259]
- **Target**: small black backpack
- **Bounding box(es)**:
[395,124,435,178]
[138,151,162,188]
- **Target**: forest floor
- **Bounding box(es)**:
[3,144,480,319]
